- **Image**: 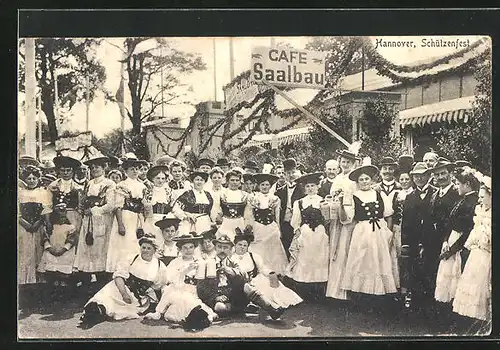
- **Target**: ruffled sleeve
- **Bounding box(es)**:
[290,200,302,231]
[112,253,138,280]
[340,193,355,225]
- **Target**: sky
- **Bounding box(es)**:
[18,35,486,138]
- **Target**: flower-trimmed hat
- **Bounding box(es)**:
[138,233,159,250]
[409,162,431,175]
[189,171,209,182]
[146,165,170,182]
[295,172,323,186]
[40,159,56,170]
[379,156,398,167]
[121,153,142,169]
[155,154,176,167]
[84,156,110,167]
[253,173,279,185]
[19,155,41,168]
[200,225,218,240]
[154,216,181,230]
[197,158,215,168]
[234,226,255,244]
[348,165,380,182]
[173,232,203,248]
[335,149,361,161]
[53,156,82,169]
[213,234,234,246]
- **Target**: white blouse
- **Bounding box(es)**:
[86,175,116,216]
[291,194,323,230]
[113,253,168,290]
[232,251,271,276]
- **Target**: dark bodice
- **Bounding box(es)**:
[82,195,106,210]
[298,200,324,230]
[253,208,275,225]
[168,180,187,190]
[53,189,79,209]
[124,255,160,303]
[152,203,172,215]
[221,201,246,219]
[178,190,213,215]
[392,192,405,226]
[123,198,144,213]
[353,192,385,231]
[20,202,43,225]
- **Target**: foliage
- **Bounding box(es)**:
[18,38,107,143]
[434,59,492,175]
[358,99,406,165]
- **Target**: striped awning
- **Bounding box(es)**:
[246,126,313,147]
[399,96,476,128]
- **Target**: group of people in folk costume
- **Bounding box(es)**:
[18,148,491,332]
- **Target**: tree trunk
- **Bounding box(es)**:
[41,88,58,143]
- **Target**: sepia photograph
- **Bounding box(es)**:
[17,29,492,339]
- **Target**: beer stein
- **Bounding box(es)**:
[195,259,207,279]
[206,258,217,278]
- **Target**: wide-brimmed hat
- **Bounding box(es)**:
[282,158,297,171]
[431,160,456,173]
[197,158,215,168]
[409,162,431,175]
[84,156,110,167]
[200,226,218,240]
[348,165,380,181]
[53,156,82,169]
[216,158,231,167]
[243,173,256,183]
[335,149,361,161]
[138,233,159,250]
[398,155,414,174]
[173,233,203,247]
[39,159,56,169]
[169,159,187,170]
[107,155,121,168]
[19,155,41,168]
[155,154,176,167]
[295,172,323,185]
[379,157,398,167]
[121,153,142,168]
[189,171,209,182]
[480,176,492,192]
[454,160,472,168]
[213,234,234,246]
[146,165,170,182]
[154,216,181,230]
[253,173,279,185]
[243,160,259,171]
[234,226,255,244]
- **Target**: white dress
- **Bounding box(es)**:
[86,253,167,320]
[38,223,77,275]
[285,194,329,283]
[106,178,146,273]
[74,176,116,273]
[247,192,288,274]
[173,189,213,236]
[341,190,398,295]
[143,185,174,247]
[434,231,463,303]
[453,207,491,321]
[233,251,302,308]
[18,187,52,284]
[326,174,357,300]
[47,179,83,232]
[155,256,217,322]
[216,189,249,242]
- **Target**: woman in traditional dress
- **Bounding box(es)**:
[154,217,181,267]
[452,176,491,326]
[285,173,329,303]
[232,228,302,310]
[168,160,192,202]
[207,167,225,223]
[215,170,250,242]
[194,226,218,260]
[106,156,147,273]
[143,165,174,246]
[79,233,167,328]
[340,165,398,307]
[107,169,123,184]
[144,233,217,330]
[74,156,117,286]
[434,168,479,304]
[242,173,257,195]
[247,173,288,274]
[173,171,214,236]
[326,150,359,301]
[18,166,52,286]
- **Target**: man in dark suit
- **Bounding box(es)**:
[400,162,438,307]
[427,160,461,295]
[374,156,402,230]
[275,158,304,258]
[318,159,341,198]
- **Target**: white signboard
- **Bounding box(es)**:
[223,74,269,111]
[55,131,92,151]
[250,47,327,89]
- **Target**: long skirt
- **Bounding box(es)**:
[37,224,76,275]
[390,223,402,289]
[158,284,217,323]
[435,230,462,303]
[326,220,355,300]
[178,214,213,236]
[18,225,42,284]
[453,248,491,321]
[249,221,288,274]
[66,210,82,243]
[341,220,397,295]
[251,274,302,308]
[286,224,329,283]
[106,210,141,273]
[85,279,155,320]
[216,217,246,242]
[74,212,114,273]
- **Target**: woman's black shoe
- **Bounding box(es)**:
[183,305,211,331]
[78,302,107,329]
